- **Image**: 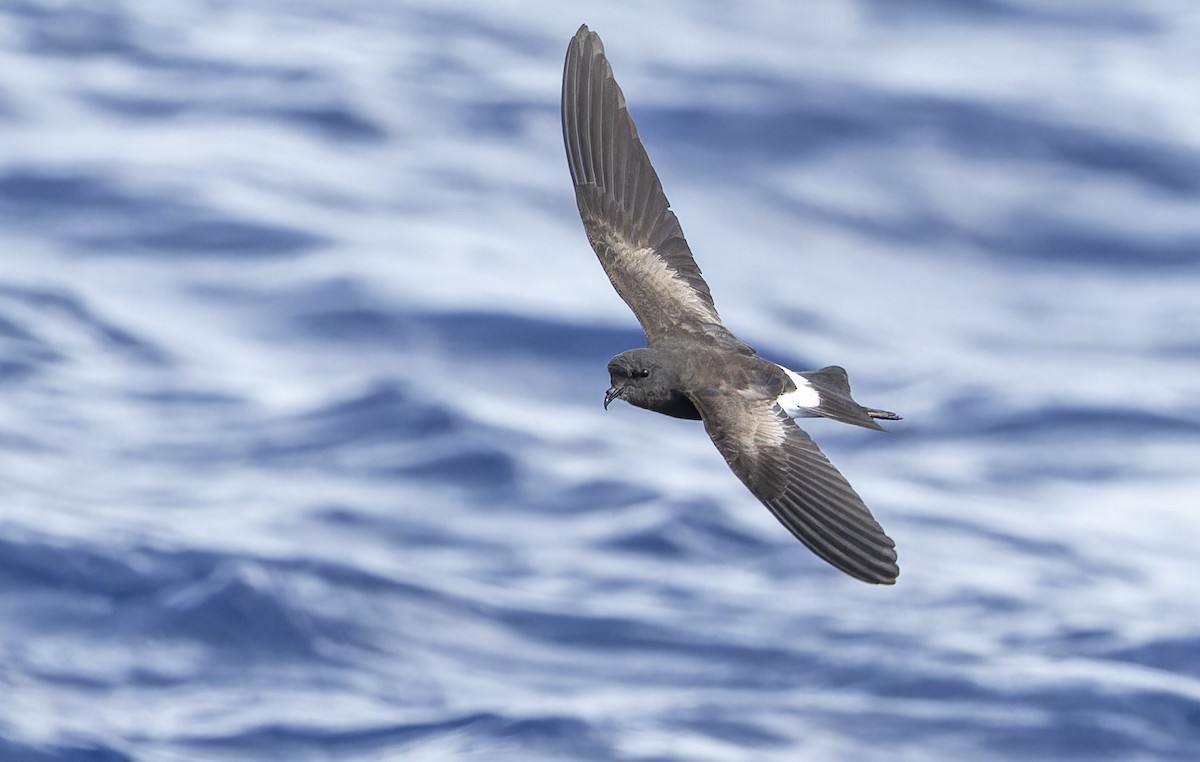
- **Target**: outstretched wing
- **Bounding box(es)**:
[562,25,747,351]
[691,390,899,584]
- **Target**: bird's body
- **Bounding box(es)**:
[562,25,902,584]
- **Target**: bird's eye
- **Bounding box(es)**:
[637,369,651,378]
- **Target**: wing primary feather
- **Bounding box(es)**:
[780,517,895,584]
[601,66,616,203]
[587,42,606,196]
[777,493,896,574]
[563,35,587,185]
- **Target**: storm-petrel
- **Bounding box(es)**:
[562,25,901,584]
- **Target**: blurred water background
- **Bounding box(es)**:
[2,1,1200,760]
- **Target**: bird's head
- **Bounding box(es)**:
[605,348,668,411]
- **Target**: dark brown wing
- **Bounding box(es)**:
[562,25,748,351]
[691,390,899,584]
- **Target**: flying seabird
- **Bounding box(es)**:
[562,25,902,584]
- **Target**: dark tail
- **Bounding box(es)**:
[799,366,901,431]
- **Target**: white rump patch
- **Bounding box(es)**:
[776,365,821,418]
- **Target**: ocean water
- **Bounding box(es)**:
[2,1,1199,760]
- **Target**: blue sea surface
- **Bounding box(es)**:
[2,1,1200,760]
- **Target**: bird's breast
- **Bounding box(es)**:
[647,390,702,420]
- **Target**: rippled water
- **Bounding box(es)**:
[2,1,1199,760]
